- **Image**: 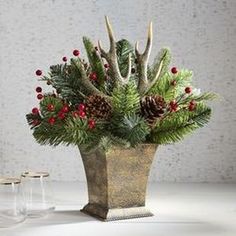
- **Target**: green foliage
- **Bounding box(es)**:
[32,116,103,147]
[150,103,212,144]
[112,82,140,115]
[83,37,106,90]
[96,134,131,152]
[42,63,85,104]
[149,48,171,82]
[111,114,150,146]
[65,117,101,145]
[39,95,64,117]
[116,39,135,77]
[148,69,193,102]
[32,122,67,146]
[181,92,219,104]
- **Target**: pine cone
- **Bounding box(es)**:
[86,95,112,120]
[140,95,166,124]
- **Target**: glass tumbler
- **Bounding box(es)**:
[0,177,26,227]
[21,171,55,218]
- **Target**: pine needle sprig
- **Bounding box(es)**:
[83,37,106,91]
[150,103,212,144]
[110,114,150,146]
[112,82,140,116]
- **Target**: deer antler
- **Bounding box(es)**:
[135,22,153,95]
[71,58,110,99]
[98,16,131,84]
[135,22,166,95]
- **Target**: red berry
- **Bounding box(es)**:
[73,49,80,56]
[104,64,109,69]
[37,94,43,100]
[131,68,136,74]
[89,72,97,81]
[61,104,69,113]
[78,103,86,111]
[171,80,177,86]
[72,111,79,118]
[189,104,196,111]
[47,104,54,111]
[35,69,42,76]
[36,87,42,93]
[58,111,65,120]
[32,107,39,114]
[79,110,86,118]
[169,100,176,107]
[48,117,56,125]
[88,119,95,129]
[171,67,178,74]
[169,101,178,112]
[62,56,67,62]
[32,119,40,126]
[95,46,98,51]
[185,87,192,94]
[190,100,195,105]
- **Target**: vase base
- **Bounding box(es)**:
[81,203,153,221]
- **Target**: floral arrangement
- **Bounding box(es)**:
[26,17,217,151]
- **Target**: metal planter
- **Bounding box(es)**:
[80,144,157,221]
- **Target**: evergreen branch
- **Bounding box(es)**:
[148,69,193,102]
[32,116,103,147]
[65,117,97,145]
[116,39,135,77]
[185,92,218,103]
[96,133,131,152]
[42,64,85,104]
[33,123,68,146]
[150,103,212,144]
[39,95,64,117]
[83,37,106,90]
[111,114,150,146]
[112,82,140,115]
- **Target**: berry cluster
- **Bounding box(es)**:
[168,68,197,112]
[32,49,97,129]
[31,48,99,130]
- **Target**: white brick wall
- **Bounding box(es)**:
[0,0,235,182]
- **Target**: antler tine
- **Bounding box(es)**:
[136,22,153,94]
[135,41,140,56]
[135,22,152,57]
[105,16,116,52]
[98,16,131,84]
[97,16,116,56]
[98,40,106,56]
[143,21,153,58]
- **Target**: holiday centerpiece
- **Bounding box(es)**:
[26,17,217,221]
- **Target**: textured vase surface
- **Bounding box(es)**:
[80,143,157,221]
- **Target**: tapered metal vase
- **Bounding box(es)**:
[80,144,157,221]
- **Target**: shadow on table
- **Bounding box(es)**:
[27,210,96,226]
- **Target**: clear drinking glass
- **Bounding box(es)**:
[0,177,26,227]
[21,171,55,218]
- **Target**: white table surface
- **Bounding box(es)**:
[0,182,235,236]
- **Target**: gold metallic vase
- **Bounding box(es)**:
[80,144,157,221]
